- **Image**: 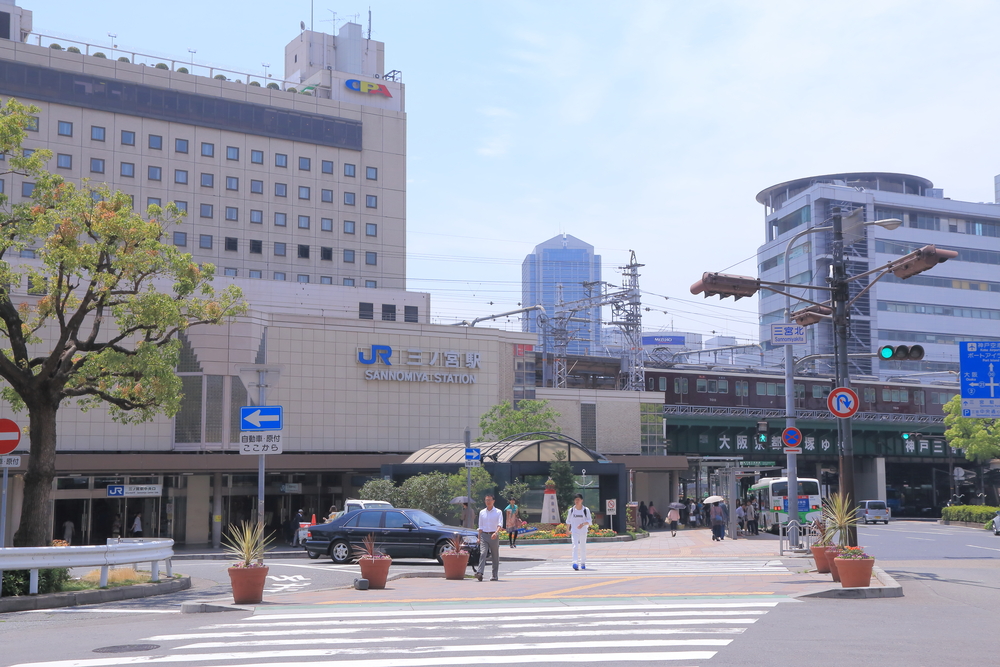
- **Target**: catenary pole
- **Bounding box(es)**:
[831,208,858,546]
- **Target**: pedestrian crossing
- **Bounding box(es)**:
[9,600,789,667]
[507,558,790,577]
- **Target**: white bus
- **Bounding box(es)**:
[749,477,823,533]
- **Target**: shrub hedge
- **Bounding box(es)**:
[941,505,999,525]
[1,567,71,596]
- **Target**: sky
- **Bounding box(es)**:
[26,0,1000,341]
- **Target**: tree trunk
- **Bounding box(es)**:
[13,400,60,547]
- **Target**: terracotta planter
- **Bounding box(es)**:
[835,557,875,588]
[358,556,392,589]
[825,547,841,582]
[442,551,470,580]
[810,545,830,574]
[228,566,268,604]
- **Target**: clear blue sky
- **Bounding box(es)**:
[25,0,1000,341]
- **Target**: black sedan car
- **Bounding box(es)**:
[304,507,480,564]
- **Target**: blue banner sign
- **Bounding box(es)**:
[642,335,686,346]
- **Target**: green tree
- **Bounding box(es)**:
[943,394,1000,463]
[447,466,496,506]
[358,478,402,506]
[399,471,453,519]
[500,479,530,505]
[549,450,575,518]
[477,399,559,441]
[0,101,245,546]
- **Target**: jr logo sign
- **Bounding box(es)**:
[358,344,393,365]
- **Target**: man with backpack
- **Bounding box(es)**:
[567,494,592,571]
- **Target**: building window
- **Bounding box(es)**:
[297,274,309,283]
[365,251,377,265]
[175,201,188,213]
[200,173,214,188]
[149,134,162,150]
[366,166,378,180]
[344,249,355,263]
[344,163,355,177]
[147,197,162,208]
[274,272,286,281]
[275,183,287,197]
[23,116,38,132]
[344,220,355,234]
[57,121,73,137]
[404,305,418,323]
[224,237,238,252]
[321,160,334,174]
[299,157,311,171]
[226,146,239,161]
[249,269,262,279]
[225,206,238,221]
[250,180,263,194]
[224,268,238,277]
[201,142,215,157]
[366,195,377,209]
[148,166,162,181]
[251,150,263,164]
[199,234,213,249]
[120,162,134,177]
[344,192,356,206]
[359,302,374,319]
[56,154,72,169]
[321,218,333,232]
[275,153,287,168]
[274,212,287,226]
[382,304,396,321]
[298,244,310,259]
[121,130,135,146]
[321,189,333,203]
[344,278,355,286]
[91,126,106,141]
[175,138,189,153]
[274,242,286,256]
[21,182,35,197]
[226,176,239,191]
[298,186,310,200]
[298,215,310,229]
[250,209,263,224]
[320,247,333,261]
[365,280,377,288]
[200,203,213,218]
[366,223,377,237]
[173,231,187,246]
[250,239,263,254]
[174,169,188,184]
[320,276,332,285]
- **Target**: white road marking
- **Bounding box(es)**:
[967,544,1000,553]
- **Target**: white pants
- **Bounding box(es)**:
[571,530,588,565]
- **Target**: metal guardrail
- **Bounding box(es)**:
[778,520,818,555]
[0,538,174,596]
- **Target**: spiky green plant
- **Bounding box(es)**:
[222,521,274,568]
[352,532,389,560]
[822,493,858,547]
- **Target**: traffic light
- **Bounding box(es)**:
[756,420,769,445]
[690,272,760,301]
[890,245,959,279]
[901,432,923,442]
[791,305,832,327]
[878,345,924,361]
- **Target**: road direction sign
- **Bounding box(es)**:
[827,387,860,418]
[240,406,283,431]
[1,455,20,467]
[0,418,21,456]
[770,323,807,345]
[465,448,480,461]
[959,341,1000,418]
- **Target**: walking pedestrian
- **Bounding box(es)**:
[567,494,592,570]
[746,500,759,535]
[638,501,648,529]
[291,509,305,546]
[647,502,659,529]
[736,502,746,534]
[688,500,698,528]
[112,514,122,539]
[130,512,143,538]
[475,494,503,581]
[504,497,520,548]
[461,502,476,529]
[62,519,75,545]
[710,502,725,541]
[666,506,680,537]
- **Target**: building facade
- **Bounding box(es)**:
[756,172,1000,382]
[522,233,602,355]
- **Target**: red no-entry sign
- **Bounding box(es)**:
[0,418,21,455]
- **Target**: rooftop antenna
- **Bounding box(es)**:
[311,0,314,32]
[367,8,372,40]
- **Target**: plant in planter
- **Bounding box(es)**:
[353,533,392,589]
[440,533,470,580]
[809,519,832,574]
[821,493,857,582]
[222,521,274,604]
[834,546,875,588]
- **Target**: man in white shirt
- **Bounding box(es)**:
[475,494,504,581]
[566,494,591,571]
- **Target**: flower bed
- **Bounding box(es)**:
[510,523,616,540]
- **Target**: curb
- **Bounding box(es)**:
[180,601,250,613]
[794,566,903,599]
[0,576,191,613]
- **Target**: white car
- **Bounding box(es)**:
[857,500,890,524]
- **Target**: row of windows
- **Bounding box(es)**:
[875,207,1000,238]
[219,269,377,288]
[172,232,379,264]
[877,240,999,266]
[358,303,420,322]
[660,375,931,405]
[48,121,377,178]
[878,300,1000,321]
[882,272,1000,293]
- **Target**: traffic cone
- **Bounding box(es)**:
[311,514,316,525]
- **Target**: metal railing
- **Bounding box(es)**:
[0,538,174,596]
[778,520,818,555]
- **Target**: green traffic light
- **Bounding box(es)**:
[902,433,911,440]
[879,346,895,360]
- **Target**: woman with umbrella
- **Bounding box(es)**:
[667,502,684,537]
[452,496,476,529]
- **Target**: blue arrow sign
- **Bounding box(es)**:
[241,405,283,431]
[465,448,481,461]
